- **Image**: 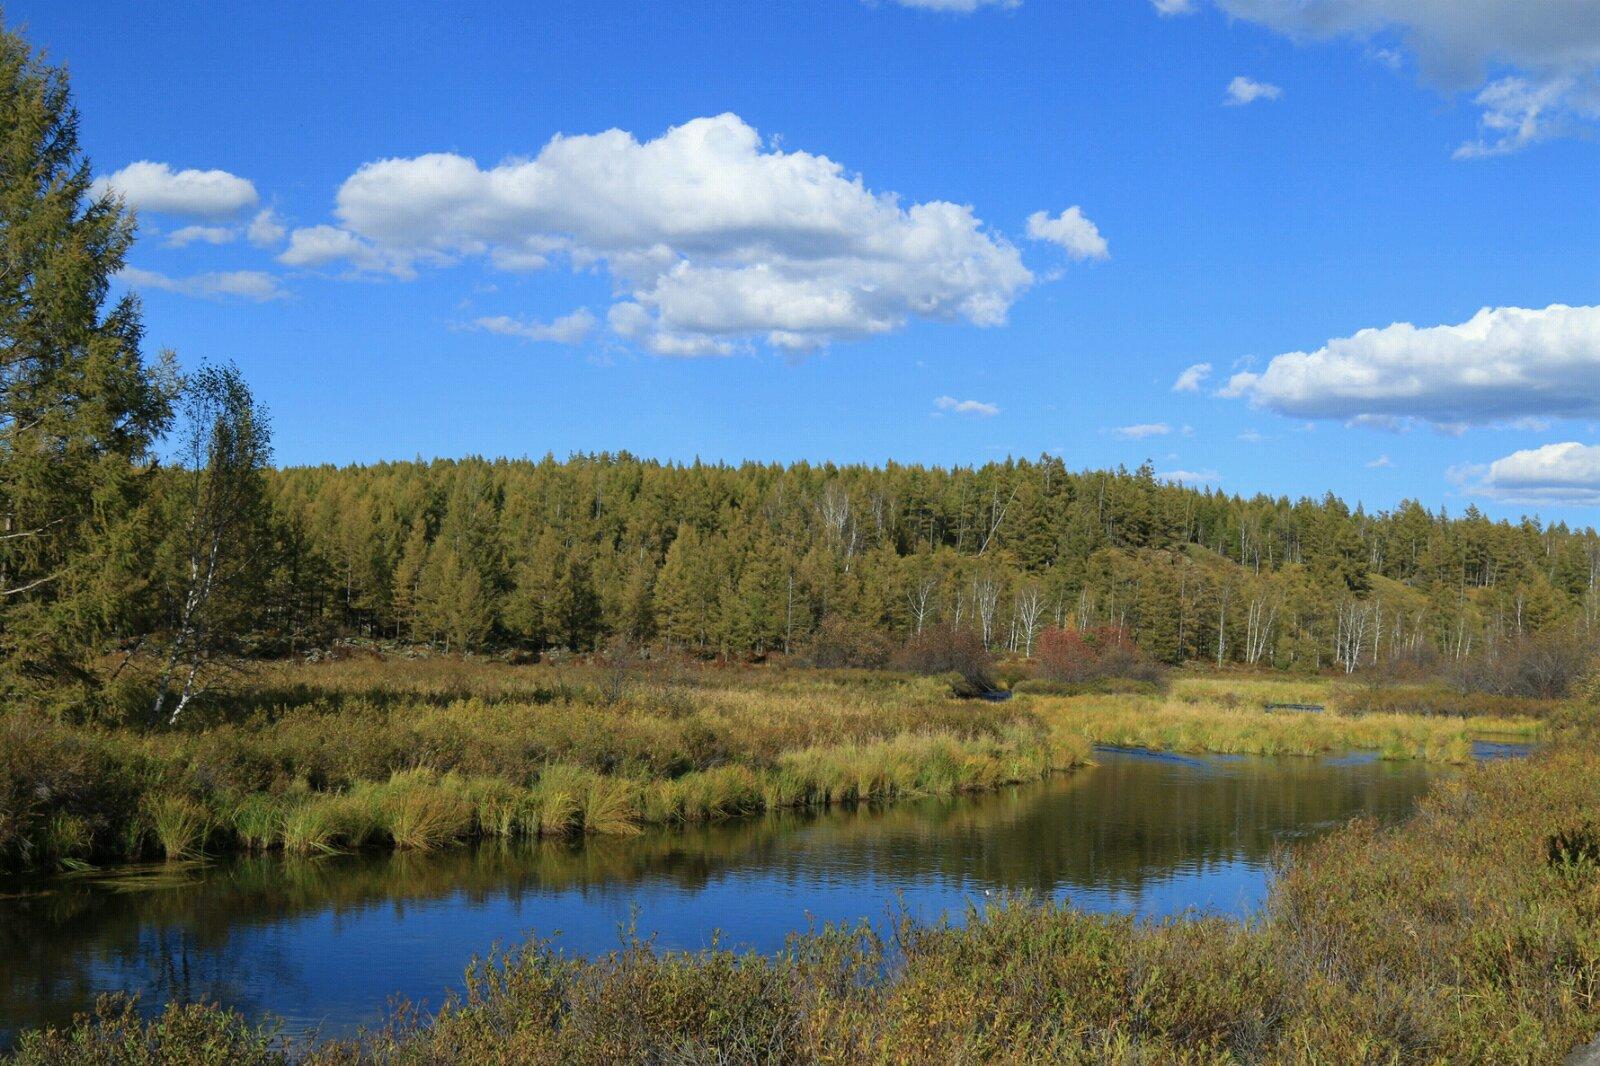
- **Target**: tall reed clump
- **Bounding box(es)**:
[279,791,381,856]
[144,794,212,860]
[229,794,285,851]
[368,770,475,850]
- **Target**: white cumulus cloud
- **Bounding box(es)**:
[91,161,258,220]
[1115,422,1172,439]
[1172,362,1213,392]
[284,114,1033,356]
[1025,206,1109,262]
[1459,441,1600,505]
[118,266,287,302]
[1221,304,1600,429]
[1224,76,1283,105]
[934,395,1000,416]
[471,308,597,345]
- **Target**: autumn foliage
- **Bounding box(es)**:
[1034,626,1164,685]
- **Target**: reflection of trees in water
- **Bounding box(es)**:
[687,752,1439,897]
[0,754,1439,1042]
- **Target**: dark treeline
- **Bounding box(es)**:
[262,452,1600,675]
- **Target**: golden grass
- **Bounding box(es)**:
[1031,691,1540,763]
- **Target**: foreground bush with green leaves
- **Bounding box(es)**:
[12,721,1599,1064]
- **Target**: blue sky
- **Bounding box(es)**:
[15,1,1600,521]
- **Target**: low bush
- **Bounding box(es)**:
[894,624,996,696]
[1033,625,1166,688]
[1447,630,1593,699]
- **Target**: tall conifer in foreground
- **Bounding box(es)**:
[0,23,173,703]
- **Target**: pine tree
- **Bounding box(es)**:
[0,26,175,702]
[390,516,429,640]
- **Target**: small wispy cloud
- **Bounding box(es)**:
[163,224,236,249]
[247,208,287,248]
[1366,455,1394,469]
[1237,430,1265,443]
[1158,468,1220,484]
[1172,362,1212,392]
[471,308,597,345]
[1114,422,1171,439]
[934,395,1000,417]
[118,266,287,302]
[1225,76,1282,106]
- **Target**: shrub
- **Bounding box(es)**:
[895,625,995,697]
[1448,630,1592,699]
[1033,626,1165,687]
[804,616,894,670]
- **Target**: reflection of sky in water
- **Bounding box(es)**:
[0,744,1526,1044]
[75,852,1276,1036]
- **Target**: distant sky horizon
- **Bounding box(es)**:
[15,1,1600,524]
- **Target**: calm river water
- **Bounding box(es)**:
[0,743,1522,1045]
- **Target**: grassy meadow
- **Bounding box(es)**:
[3,653,1547,878]
[3,656,1095,874]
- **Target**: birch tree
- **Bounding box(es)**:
[150,365,271,726]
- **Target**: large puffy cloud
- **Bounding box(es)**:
[91,161,258,219]
[1221,304,1600,429]
[1174,1,1600,156]
[1459,442,1600,505]
[284,114,1033,355]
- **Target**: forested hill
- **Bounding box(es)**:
[264,454,1600,668]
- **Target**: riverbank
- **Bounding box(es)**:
[2,660,1090,874]
[9,712,1595,1063]
[3,658,1544,876]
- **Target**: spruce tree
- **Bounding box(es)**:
[0,24,174,701]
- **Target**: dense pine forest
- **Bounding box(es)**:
[264,455,1600,673]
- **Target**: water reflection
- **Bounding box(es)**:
[0,748,1465,1043]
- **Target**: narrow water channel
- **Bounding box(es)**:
[0,745,1515,1045]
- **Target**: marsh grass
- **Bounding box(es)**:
[0,658,1515,875]
[1036,691,1538,762]
[144,794,212,861]
[370,770,475,850]
[22,729,1600,1061]
[229,794,283,851]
